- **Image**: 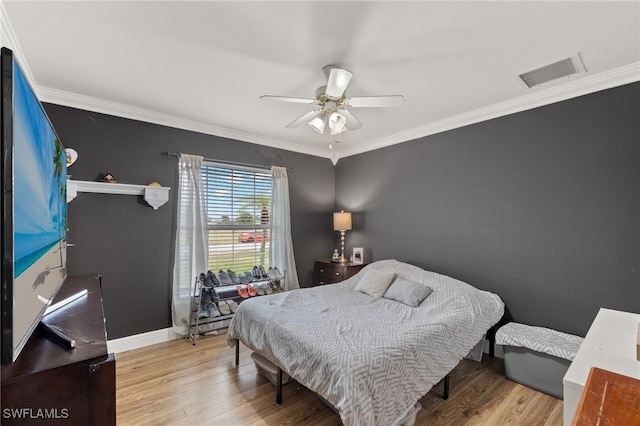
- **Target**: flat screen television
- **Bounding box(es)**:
[1,47,67,365]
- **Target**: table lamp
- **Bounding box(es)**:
[333,210,352,264]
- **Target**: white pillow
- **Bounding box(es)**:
[354,268,397,298]
[383,278,433,307]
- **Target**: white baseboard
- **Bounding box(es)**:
[106,319,233,354]
[107,328,179,354]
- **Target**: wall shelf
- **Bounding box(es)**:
[67,179,170,210]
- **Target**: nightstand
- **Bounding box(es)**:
[313,259,366,286]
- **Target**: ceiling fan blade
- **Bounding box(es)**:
[325,68,353,99]
[260,95,316,104]
[338,108,362,131]
[285,110,322,128]
[347,95,405,108]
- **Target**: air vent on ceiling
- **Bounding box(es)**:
[516,53,586,89]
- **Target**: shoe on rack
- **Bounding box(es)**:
[200,288,213,304]
[273,279,284,293]
[207,270,220,286]
[227,269,240,284]
[264,283,273,295]
[247,284,257,297]
[258,265,268,279]
[203,273,216,289]
[243,271,254,282]
[227,299,239,313]
[267,267,277,280]
[198,305,209,318]
[256,284,265,296]
[209,303,221,317]
[199,272,209,287]
[236,285,250,299]
[273,267,284,280]
[218,300,231,315]
[252,266,261,280]
[209,287,220,303]
[218,269,232,285]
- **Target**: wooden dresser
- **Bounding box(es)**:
[1,274,116,425]
[313,259,366,286]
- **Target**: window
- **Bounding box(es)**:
[202,162,272,283]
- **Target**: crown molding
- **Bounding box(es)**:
[36,87,332,159]
[23,46,640,164]
[39,61,638,163]
[0,2,37,86]
[337,62,640,159]
[2,1,330,159]
[3,0,638,163]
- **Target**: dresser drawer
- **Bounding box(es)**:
[314,263,345,285]
[313,259,366,286]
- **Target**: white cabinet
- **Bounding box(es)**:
[562,308,640,425]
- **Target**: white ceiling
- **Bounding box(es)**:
[2,1,639,161]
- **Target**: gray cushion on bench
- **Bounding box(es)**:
[495,322,583,361]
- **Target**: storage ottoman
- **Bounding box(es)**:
[251,351,293,386]
[495,322,583,399]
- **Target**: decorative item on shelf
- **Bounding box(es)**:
[353,247,364,265]
[101,171,117,183]
[64,148,78,167]
[331,249,340,262]
[333,210,352,265]
[148,181,161,187]
[65,148,78,179]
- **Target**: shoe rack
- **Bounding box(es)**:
[187,274,284,345]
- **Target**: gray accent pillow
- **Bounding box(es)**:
[383,278,433,307]
[354,268,397,298]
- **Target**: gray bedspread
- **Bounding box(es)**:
[227,259,504,425]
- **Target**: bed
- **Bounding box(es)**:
[227,259,504,426]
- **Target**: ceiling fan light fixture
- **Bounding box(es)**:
[309,114,327,134]
[324,66,353,99]
[261,65,404,140]
[328,111,347,135]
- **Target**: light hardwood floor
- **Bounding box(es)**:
[116,330,563,425]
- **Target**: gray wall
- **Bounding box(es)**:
[44,104,335,339]
[44,81,638,340]
[335,82,639,337]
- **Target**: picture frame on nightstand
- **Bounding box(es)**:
[352,247,364,265]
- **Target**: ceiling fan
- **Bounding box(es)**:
[260,65,404,137]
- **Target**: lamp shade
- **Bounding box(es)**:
[333,211,352,231]
[309,114,327,134]
[328,111,347,135]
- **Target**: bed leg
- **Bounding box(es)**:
[276,367,283,404]
[443,374,450,400]
[276,367,282,405]
[235,341,240,366]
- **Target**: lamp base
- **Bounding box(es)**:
[339,256,348,265]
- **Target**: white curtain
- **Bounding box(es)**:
[171,154,208,335]
[270,166,300,291]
